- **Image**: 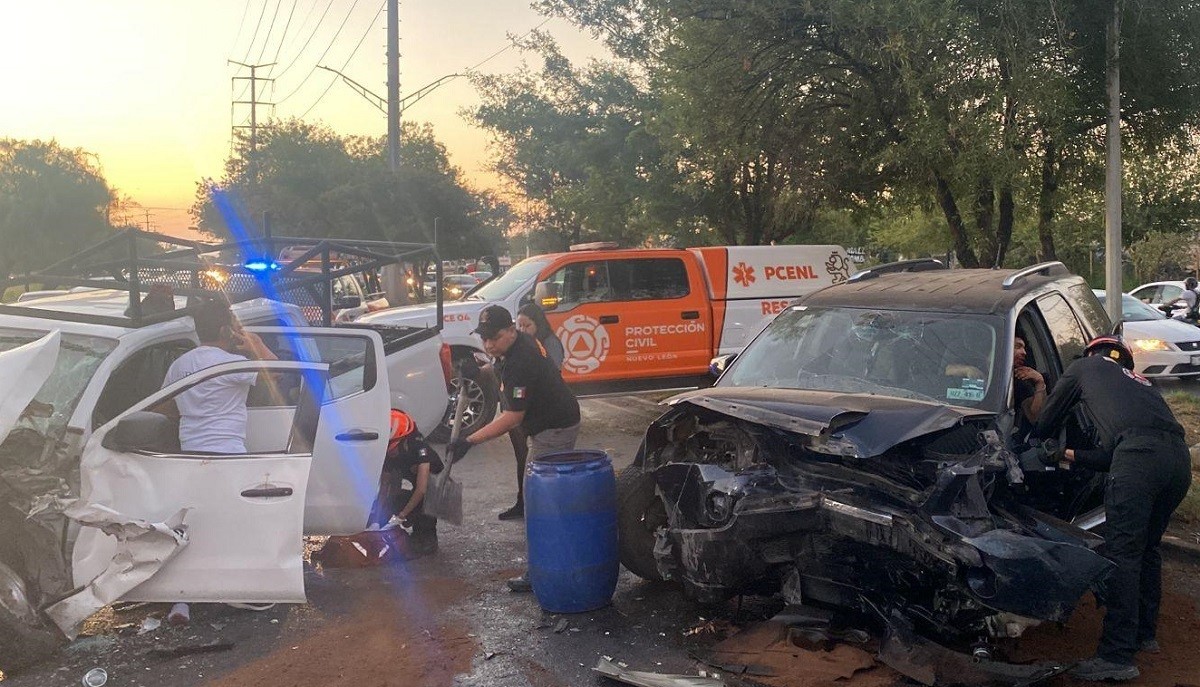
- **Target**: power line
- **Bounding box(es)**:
[228,0,254,58]
[273,0,336,80]
[276,0,364,105]
[254,1,285,65]
[268,1,301,74]
[298,1,385,119]
[241,1,271,65]
[466,17,553,73]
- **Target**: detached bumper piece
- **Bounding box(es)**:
[878,611,1067,687]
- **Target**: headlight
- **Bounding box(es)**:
[1130,338,1170,352]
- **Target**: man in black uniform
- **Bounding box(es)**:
[1032,336,1192,681]
[449,305,582,591]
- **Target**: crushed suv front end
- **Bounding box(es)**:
[622,387,1111,684]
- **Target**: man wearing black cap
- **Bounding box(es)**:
[1031,336,1192,681]
[449,304,581,591]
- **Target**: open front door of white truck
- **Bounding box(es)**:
[245,326,390,535]
[69,359,330,607]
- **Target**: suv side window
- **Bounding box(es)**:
[544,261,611,311]
[1037,293,1088,365]
[1067,283,1110,337]
[93,340,195,428]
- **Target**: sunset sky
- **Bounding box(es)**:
[0,1,605,236]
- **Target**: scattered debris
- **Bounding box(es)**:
[553,618,569,634]
[683,618,737,639]
[704,621,882,687]
[594,657,724,687]
[484,652,497,661]
[137,617,161,635]
[145,641,235,661]
[81,667,108,686]
[167,602,190,626]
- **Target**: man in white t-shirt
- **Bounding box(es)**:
[162,298,277,454]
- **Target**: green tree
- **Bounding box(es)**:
[0,139,115,278]
[193,119,506,258]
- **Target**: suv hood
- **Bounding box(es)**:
[667,386,993,458]
[0,331,61,446]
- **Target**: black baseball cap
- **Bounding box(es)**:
[473,305,515,339]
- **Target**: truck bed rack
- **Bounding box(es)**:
[1,229,443,329]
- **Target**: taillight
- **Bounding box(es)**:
[439,343,453,390]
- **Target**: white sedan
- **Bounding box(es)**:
[1096,290,1200,378]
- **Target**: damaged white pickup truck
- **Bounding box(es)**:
[0,234,451,673]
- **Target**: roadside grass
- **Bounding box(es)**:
[2,284,45,304]
[1165,392,1200,524]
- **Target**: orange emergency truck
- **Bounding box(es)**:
[361,243,852,434]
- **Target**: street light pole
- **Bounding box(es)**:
[1104,0,1123,325]
[387,0,400,173]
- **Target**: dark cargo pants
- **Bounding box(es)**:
[1097,431,1192,665]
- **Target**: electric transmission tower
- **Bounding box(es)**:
[229,60,276,179]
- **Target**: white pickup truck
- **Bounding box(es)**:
[0,289,450,672]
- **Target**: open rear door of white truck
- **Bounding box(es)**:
[70,359,329,605]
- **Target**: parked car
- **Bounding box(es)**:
[1094,290,1200,378]
[441,274,480,301]
[617,261,1116,685]
[1128,280,1188,310]
[361,243,852,438]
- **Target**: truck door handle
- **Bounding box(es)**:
[682,311,700,320]
[599,315,620,324]
[336,430,380,442]
[241,487,294,498]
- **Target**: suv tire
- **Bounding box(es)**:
[430,351,498,444]
[0,561,63,674]
[616,465,668,582]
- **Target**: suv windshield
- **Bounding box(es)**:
[464,258,550,301]
[722,307,1005,409]
[0,328,118,453]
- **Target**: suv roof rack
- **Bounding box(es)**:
[1,229,442,329]
[847,258,946,283]
[1001,261,1069,290]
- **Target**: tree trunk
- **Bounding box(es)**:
[995,185,1014,267]
[1037,135,1059,260]
[933,170,980,267]
[975,177,997,264]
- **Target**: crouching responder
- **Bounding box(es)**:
[368,409,443,556]
[1031,336,1192,681]
[448,305,581,592]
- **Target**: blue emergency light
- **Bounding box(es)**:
[244,259,281,273]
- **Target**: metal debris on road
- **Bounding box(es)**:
[136,617,161,635]
[594,657,725,687]
[145,641,235,660]
[81,667,108,686]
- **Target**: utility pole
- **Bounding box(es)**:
[387,0,401,172]
[229,60,276,180]
[1104,1,1123,324]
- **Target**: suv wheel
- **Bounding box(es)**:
[616,466,668,582]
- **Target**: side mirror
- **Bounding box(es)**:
[335,295,362,309]
[709,353,737,378]
[534,281,560,311]
[102,411,180,453]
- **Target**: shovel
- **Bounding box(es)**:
[423,380,468,526]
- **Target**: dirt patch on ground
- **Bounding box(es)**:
[208,577,476,687]
[1163,395,1200,527]
[705,621,897,687]
[1009,592,1200,687]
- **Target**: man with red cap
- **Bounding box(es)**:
[1032,336,1192,681]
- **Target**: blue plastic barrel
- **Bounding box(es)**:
[525,450,619,613]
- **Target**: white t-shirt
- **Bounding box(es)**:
[163,346,258,454]
[1181,289,1198,310]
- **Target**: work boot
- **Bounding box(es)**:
[506,571,532,593]
[1139,639,1161,654]
[1070,657,1139,682]
[498,502,524,521]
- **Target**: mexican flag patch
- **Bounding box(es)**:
[513,387,526,399]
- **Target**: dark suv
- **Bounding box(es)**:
[618,261,1116,684]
